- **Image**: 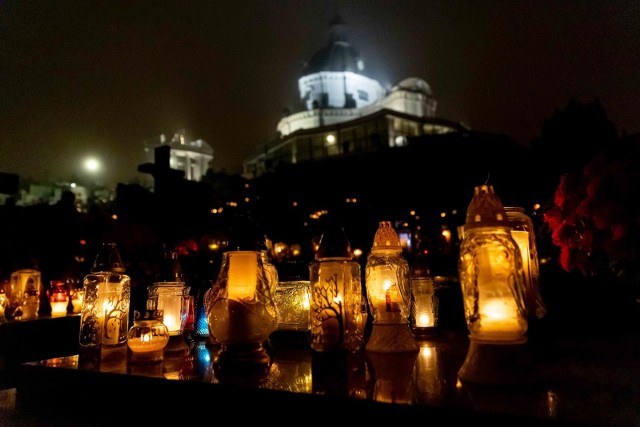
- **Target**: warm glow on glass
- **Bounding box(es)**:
[274,280,311,331]
[512,230,531,277]
[163,313,179,333]
[49,281,69,316]
[50,301,68,316]
[369,268,401,315]
[70,289,84,314]
[227,251,258,300]
[415,305,434,327]
[100,296,120,345]
[128,337,167,352]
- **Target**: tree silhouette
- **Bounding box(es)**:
[530,98,618,202]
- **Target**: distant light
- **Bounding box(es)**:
[84,158,100,173]
[70,183,77,188]
[326,134,336,144]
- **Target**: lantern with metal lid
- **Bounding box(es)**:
[309,218,365,353]
[365,221,418,353]
[206,214,277,377]
[457,185,534,385]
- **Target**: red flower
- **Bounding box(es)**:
[543,139,640,281]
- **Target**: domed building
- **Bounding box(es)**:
[242,15,467,178]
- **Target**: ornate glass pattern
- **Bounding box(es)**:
[309,260,363,352]
[206,251,277,345]
[79,272,130,349]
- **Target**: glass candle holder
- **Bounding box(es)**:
[365,221,418,353]
[0,286,9,323]
[458,187,527,343]
[410,250,439,337]
[79,243,131,364]
[48,280,69,317]
[207,251,277,354]
[309,220,365,353]
[147,282,190,336]
[9,268,41,321]
[274,280,311,331]
[457,185,534,386]
[127,310,170,363]
[69,288,85,314]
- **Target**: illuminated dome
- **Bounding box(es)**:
[391,77,434,96]
[302,14,365,75]
[297,15,385,112]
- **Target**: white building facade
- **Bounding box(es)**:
[243,15,465,178]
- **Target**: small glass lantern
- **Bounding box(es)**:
[207,249,278,376]
[409,248,438,337]
[147,281,190,352]
[127,310,170,363]
[457,185,533,386]
[8,268,41,321]
[0,285,9,323]
[48,280,69,317]
[274,280,311,332]
[365,221,418,353]
[147,282,190,336]
[69,287,85,314]
[273,260,311,332]
[309,219,366,353]
[79,243,131,365]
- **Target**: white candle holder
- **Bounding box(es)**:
[457,185,537,386]
[365,221,418,354]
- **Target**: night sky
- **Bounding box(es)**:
[1,0,638,186]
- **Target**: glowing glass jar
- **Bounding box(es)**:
[309,220,365,353]
[79,243,131,360]
[0,286,9,323]
[127,310,170,363]
[365,221,418,353]
[409,249,438,336]
[48,280,69,317]
[147,282,190,337]
[458,186,528,343]
[9,269,41,321]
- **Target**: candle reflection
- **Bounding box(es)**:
[414,344,445,404]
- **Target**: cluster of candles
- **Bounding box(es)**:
[0,272,85,322]
[72,188,544,383]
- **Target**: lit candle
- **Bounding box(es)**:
[127,332,169,362]
[414,294,434,327]
[474,243,526,341]
[162,313,180,334]
[50,301,68,316]
[478,297,520,338]
[70,290,84,314]
[227,251,258,300]
[369,270,401,320]
[127,335,168,353]
[101,299,120,345]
